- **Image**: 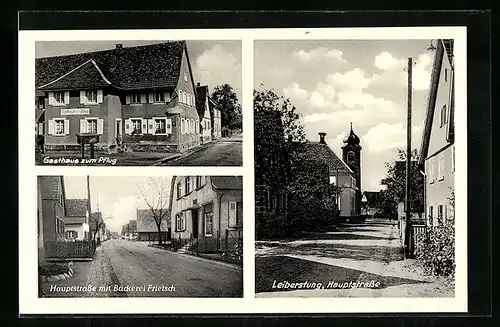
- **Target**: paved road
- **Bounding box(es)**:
[163,139,242,166]
[102,240,243,297]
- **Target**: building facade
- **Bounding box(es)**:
[64,199,90,241]
[38,176,67,243]
[136,209,171,242]
[35,41,201,154]
[419,39,455,227]
[169,176,243,253]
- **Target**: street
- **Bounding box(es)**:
[162,138,242,166]
[41,239,243,298]
[255,219,454,298]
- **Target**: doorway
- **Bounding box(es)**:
[192,209,198,239]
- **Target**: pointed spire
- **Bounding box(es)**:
[350,122,353,131]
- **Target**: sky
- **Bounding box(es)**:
[255,40,434,191]
[35,40,242,101]
[63,176,172,233]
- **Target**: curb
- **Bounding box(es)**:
[151,154,182,165]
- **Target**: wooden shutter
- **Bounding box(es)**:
[141,118,147,133]
[97,119,104,135]
[180,118,184,134]
[64,92,70,105]
[164,91,170,102]
[80,91,85,104]
[166,118,172,134]
[64,119,70,135]
[147,119,154,134]
[124,119,132,135]
[80,119,86,133]
[125,95,131,104]
[97,90,103,103]
[229,201,237,227]
[140,93,147,104]
[236,201,243,227]
[48,119,55,135]
[178,90,183,103]
[148,93,154,103]
[48,92,54,106]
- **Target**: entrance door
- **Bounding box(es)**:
[192,209,198,239]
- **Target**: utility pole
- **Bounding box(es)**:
[405,57,413,259]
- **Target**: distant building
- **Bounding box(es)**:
[136,209,170,242]
[361,191,381,217]
[419,39,455,227]
[64,199,90,240]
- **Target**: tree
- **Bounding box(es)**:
[211,84,242,130]
[379,149,424,218]
[91,215,113,253]
[138,177,171,246]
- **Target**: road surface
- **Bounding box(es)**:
[42,239,243,298]
[163,139,242,166]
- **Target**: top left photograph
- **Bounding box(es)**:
[34,40,242,166]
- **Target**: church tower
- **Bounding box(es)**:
[342,123,362,217]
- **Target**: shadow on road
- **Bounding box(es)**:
[255,256,425,293]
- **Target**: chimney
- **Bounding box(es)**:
[318,132,327,144]
[115,43,123,49]
[196,82,201,87]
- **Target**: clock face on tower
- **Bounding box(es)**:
[347,151,356,164]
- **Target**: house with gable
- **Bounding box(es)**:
[35,41,201,154]
[136,209,171,242]
[38,176,67,243]
[169,176,243,253]
[419,39,455,227]
[64,199,90,241]
[195,83,222,143]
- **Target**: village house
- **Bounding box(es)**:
[136,209,171,242]
[169,176,243,253]
[38,176,67,244]
[64,199,90,241]
[296,131,359,220]
[195,83,222,144]
[35,41,201,154]
[419,39,455,227]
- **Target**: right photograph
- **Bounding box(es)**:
[254,39,455,298]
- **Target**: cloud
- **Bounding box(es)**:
[194,44,242,98]
[363,123,422,154]
[284,82,308,100]
[370,52,433,91]
[108,195,143,232]
[327,68,371,92]
[294,47,347,63]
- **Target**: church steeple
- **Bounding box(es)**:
[341,123,362,217]
[343,122,361,146]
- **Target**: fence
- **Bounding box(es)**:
[223,229,243,260]
[44,240,94,259]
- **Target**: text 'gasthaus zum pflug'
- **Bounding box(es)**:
[42,157,117,165]
[49,284,176,292]
[272,280,381,290]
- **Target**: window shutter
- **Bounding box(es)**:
[183,213,187,230]
[148,93,154,103]
[140,93,147,104]
[164,92,170,102]
[48,119,55,135]
[64,119,70,135]
[178,90,182,103]
[187,94,191,107]
[80,91,85,104]
[147,119,154,134]
[124,119,132,135]
[97,119,104,135]
[180,118,184,134]
[125,95,131,104]
[166,118,172,134]
[229,201,237,227]
[97,90,103,103]
[48,92,54,106]
[79,119,86,133]
[237,202,243,226]
[64,92,70,105]
[141,118,147,132]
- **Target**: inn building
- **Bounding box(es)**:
[35,41,204,154]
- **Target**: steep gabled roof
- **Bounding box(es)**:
[419,39,449,166]
[35,41,186,91]
[65,199,88,217]
[136,209,170,232]
[38,60,112,91]
[297,142,354,174]
[211,176,243,190]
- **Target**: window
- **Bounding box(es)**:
[178,90,183,104]
[184,73,188,83]
[204,212,213,236]
[53,92,65,105]
[85,90,98,104]
[183,92,187,104]
[187,94,191,106]
[66,230,78,239]
[154,91,165,103]
[54,119,65,135]
[229,201,242,228]
[131,93,141,104]
[438,154,444,181]
[428,206,434,226]
[131,119,142,134]
[176,182,182,199]
[440,104,447,127]
[329,176,337,185]
[195,176,203,189]
[154,118,166,134]
[185,177,191,194]
[86,119,98,134]
[175,213,186,232]
[347,151,355,162]
[429,158,435,183]
[437,205,444,226]
[445,68,448,82]
[35,97,45,110]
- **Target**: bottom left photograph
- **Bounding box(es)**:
[36,175,243,298]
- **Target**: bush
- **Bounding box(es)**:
[416,223,455,278]
[39,263,69,276]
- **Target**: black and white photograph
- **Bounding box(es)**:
[37,175,243,298]
[35,40,242,166]
[254,39,456,297]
